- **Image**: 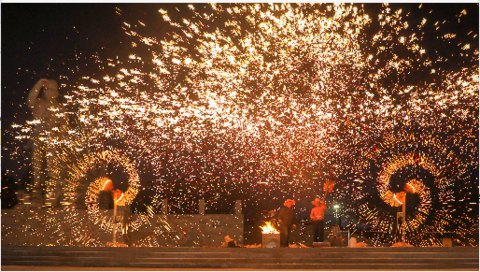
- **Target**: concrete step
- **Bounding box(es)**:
[3,245,478,253]
[3,261,478,270]
[2,255,478,263]
[2,250,479,259]
[3,248,478,259]
[2,246,478,270]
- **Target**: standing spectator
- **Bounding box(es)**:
[277,199,297,248]
[310,197,327,242]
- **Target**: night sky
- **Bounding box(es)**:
[1,3,478,246]
[2,2,478,175]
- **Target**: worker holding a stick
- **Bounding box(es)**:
[310,180,335,242]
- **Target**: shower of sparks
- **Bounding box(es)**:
[7,3,478,247]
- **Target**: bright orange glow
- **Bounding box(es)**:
[113,189,125,204]
[260,221,279,234]
[394,191,406,205]
[405,182,415,194]
[102,178,114,191]
[324,180,335,192]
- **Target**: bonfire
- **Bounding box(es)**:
[260,221,279,234]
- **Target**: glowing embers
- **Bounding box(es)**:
[260,221,279,234]
[6,3,478,247]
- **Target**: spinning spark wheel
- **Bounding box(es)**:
[66,149,140,237]
[350,129,477,247]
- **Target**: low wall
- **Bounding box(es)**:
[1,201,244,247]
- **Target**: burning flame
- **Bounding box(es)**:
[260,221,279,234]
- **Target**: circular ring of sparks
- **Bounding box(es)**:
[377,152,434,230]
[67,149,140,233]
[355,127,477,246]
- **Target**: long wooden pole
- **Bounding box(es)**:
[402,201,406,247]
[322,191,328,202]
[113,202,117,246]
